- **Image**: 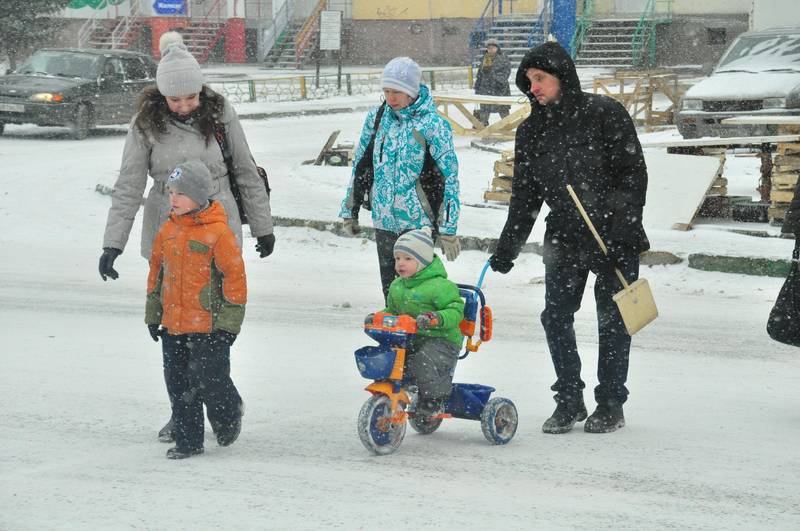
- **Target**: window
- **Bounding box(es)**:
[122,57,149,81]
[707,28,727,46]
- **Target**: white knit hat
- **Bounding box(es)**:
[156,43,203,97]
[381,57,421,99]
[394,227,435,268]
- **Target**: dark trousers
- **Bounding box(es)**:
[405,337,460,402]
[162,333,242,451]
[375,229,400,301]
[540,256,639,408]
[475,105,510,126]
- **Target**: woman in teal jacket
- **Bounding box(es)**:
[340,57,461,299]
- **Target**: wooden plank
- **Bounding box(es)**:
[770,189,796,203]
[433,94,521,105]
[484,190,511,203]
[452,101,486,130]
[312,130,340,166]
[491,176,513,190]
[772,173,799,188]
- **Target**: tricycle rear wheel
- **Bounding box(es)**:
[357,394,406,455]
[408,414,443,435]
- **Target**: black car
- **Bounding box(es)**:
[0,48,157,139]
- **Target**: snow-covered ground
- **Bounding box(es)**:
[1,99,799,529]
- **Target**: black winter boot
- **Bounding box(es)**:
[166,446,204,459]
[216,401,244,447]
[584,405,625,433]
[542,401,588,434]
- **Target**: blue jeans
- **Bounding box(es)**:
[162,333,242,451]
[540,255,639,408]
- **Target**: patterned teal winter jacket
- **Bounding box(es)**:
[339,84,460,235]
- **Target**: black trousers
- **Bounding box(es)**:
[475,105,510,126]
[540,256,639,408]
[162,333,242,451]
[375,229,400,301]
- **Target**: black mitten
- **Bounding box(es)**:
[255,234,275,258]
[99,247,122,281]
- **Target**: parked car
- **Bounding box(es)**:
[676,26,800,139]
[0,48,156,139]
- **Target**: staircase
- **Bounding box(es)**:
[262,21,307,68]
[472,15,542,67]
[80,0,145,50]
[180,20,228,63]
[573,18,643,68]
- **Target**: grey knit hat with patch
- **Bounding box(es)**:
[167,161,211,208]
[394,227,435,268]
[156,43,203,97]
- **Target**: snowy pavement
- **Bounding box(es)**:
[1,107,799,529]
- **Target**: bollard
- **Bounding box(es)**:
[299,76,307,99]
[467,66,473,89]
[346,73,352,95]
[429,70,436,91]
[248,80,256,102]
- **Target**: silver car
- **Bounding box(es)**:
[676,26,800,139]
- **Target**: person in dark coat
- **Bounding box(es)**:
[488,42,649,434]
[473,38,511,126]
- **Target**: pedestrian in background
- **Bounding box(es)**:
[474,38,511,126]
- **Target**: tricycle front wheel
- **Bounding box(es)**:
[480,397,518,445]
[357,394,406,455]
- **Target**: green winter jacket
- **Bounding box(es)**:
[384,256,465,347]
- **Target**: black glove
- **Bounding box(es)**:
[148,324,163,342]
[255,234,275,258]
[98,247,122,281]
[489,254,514,274]
[364,313,376,325]
[214,330,237,347]
[594,241,629,275]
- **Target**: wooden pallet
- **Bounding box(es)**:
[770,144,800,222]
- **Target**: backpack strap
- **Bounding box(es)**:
[412,129,445,240]
[349,102,386,218]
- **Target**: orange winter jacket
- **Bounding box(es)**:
[145,201,246,335]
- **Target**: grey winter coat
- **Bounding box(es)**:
[103,99,273,259]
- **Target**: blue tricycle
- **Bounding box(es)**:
[354,263,519,455]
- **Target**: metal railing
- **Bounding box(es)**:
[295,0,326,63]
[527,0,553,47]
[109,0,141,49]
[209,67,473,104]
[259,0,294,61]
[77,17,100,49]
[631,0,672,67]
[569,0,595,59]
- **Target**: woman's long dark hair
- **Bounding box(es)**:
[134,84,226,144]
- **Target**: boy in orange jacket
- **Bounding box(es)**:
[145,161,246,459]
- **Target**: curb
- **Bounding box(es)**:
[272,216,683,266]
[237,104,374,121]
[688,253,791,278]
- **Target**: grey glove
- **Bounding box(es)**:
[437,235,461,261]
[342,218,360,236]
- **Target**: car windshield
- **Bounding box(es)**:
[16,51,101,79]
[716,33,800,73]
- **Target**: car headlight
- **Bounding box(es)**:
[682,99,702,111]
[29,92,64,103]
[763,97,786,109]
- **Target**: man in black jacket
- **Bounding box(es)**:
[489,42,649,434]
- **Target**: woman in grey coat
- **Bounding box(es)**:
[98,41,274,442]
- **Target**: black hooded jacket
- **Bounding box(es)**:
[495,42,649,266]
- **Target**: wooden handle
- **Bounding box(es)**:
[566,184,629,289]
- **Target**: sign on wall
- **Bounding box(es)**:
[153,0,187,15]
[319,10,342,51]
